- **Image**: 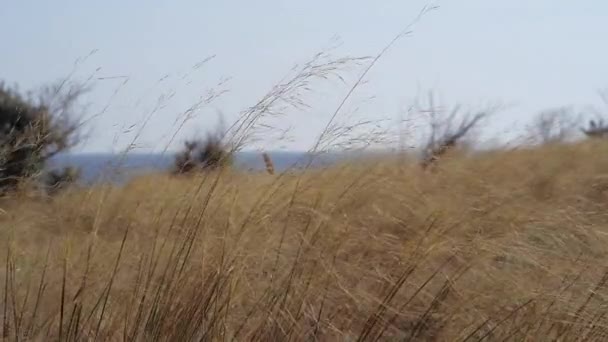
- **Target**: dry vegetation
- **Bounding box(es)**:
[3,5,608,340]
[3,139,608,340]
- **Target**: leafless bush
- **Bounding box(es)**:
[416,94,493,169]
[528,107,579,144]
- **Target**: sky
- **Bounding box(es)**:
[1,1,608,153]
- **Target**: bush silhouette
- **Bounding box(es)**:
[581,118,608,138]
[174,131,232,174]
[44,166,81,194]
[0,82,85,192]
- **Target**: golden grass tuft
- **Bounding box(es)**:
[262,152,275,175]
[3,141,608,340]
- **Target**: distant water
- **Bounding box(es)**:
[47,151,343,184]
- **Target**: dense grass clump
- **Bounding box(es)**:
[4,141,608,340]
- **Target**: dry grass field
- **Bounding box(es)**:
[3,140,608,340]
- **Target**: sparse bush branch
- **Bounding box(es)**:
[420,100,491,169]
[528,108,578,144]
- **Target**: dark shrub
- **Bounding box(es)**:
[174,130,232,174]
[0,81,85,192]
[581,119,608,139]
[44,166,81,194]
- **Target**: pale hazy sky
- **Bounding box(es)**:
[2,1,607,152]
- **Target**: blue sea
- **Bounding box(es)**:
[47,151,345,184]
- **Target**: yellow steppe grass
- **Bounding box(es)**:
[3,141,608,340]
